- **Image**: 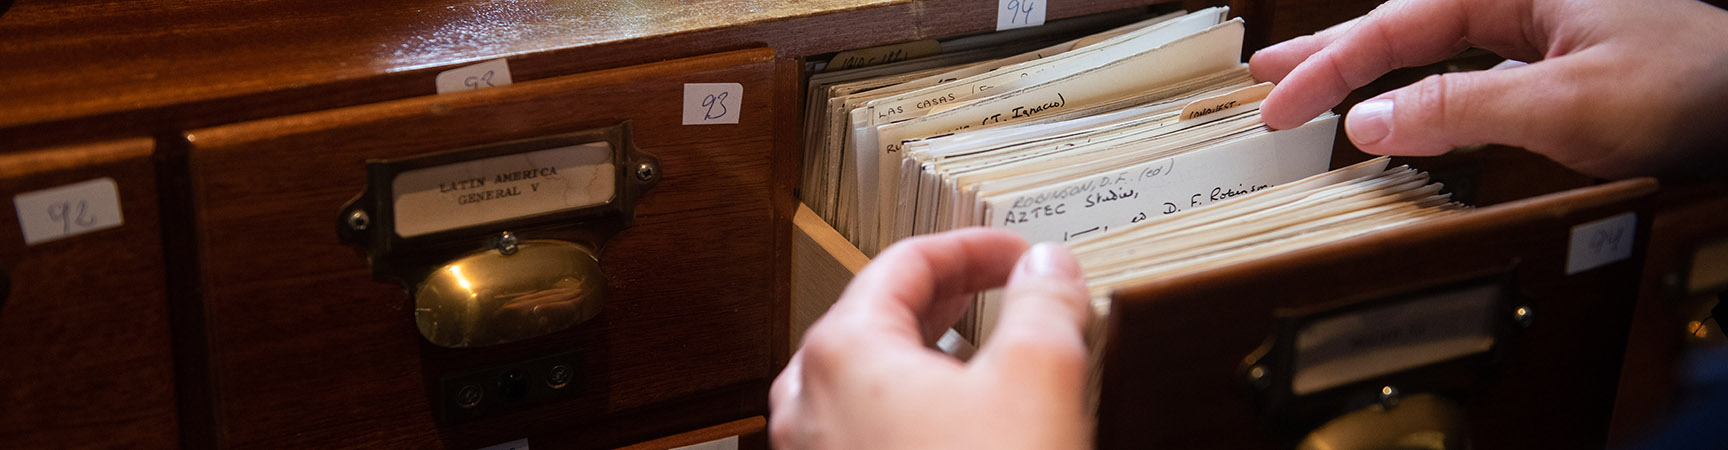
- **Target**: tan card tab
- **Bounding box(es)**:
[824,40,942,72]
[1180,81,1272,121]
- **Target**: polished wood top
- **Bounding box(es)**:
[0,0,1185,145]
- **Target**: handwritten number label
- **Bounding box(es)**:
[463,70,496,90]
[1566,212,1636,274]
[997,0,1046,31]
[14,178,124,245]
[683,83,743,125]
[436,59,513,94]
[47,200,97,233]
[702,91,730,120]
[1006,1,1035,25]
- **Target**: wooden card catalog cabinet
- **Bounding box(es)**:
[1096,180,1655,449]
[0,139,178,448]
[183,49,786,449]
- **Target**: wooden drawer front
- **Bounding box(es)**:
[1098,180,1653,449]
[1611,185,1728,445]
[0,139,177,449]
[185,48,780,449]
[615,416,767,450]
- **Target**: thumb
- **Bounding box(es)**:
[972,243,1091,386]
[1343,62,1579,158]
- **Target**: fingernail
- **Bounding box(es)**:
[1347,99,1393,145]
[1020,242,1080,279]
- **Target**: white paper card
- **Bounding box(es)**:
[671,435,738,450]
[436,58,514,94]
[474,438,529,450]
[1567,212,1637,275]
[997,0,1047,31]
[392,142,616,238]
[984,115,1337,243]
[14,178,124,245]
[683,83,744,125]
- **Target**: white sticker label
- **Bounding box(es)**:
[1567,212,1637,275]
[475,438,529,450]
[14,178,124,245]
[436,58,514,94]
[671,435,738,450]
[683,83,743,125]
[392,142,616,238]
[997,0,1047,31]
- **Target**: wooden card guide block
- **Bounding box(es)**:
[789,204,868,350]
[1097,179,1656,449]
[0,138,178,449]
[184,48,784,449]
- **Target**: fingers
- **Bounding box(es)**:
[972,243,1091,390]
[769,351,808,449]
[1343,60,1582,159]
[829,228,1030,346]
[1249,16,1362,84]
[770,351,804,410]
[1259,0,1545,129]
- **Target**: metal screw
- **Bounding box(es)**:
[346,210,370,231]
[1513,305,1535,328]
[1246,365,1269,388]
[456,384,484,408]
[546,364,573,389]
[1378,385,1401,409]
[497,231,518,255]
[635,162,657,182]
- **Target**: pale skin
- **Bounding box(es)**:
[771,1,1728,448]
[1255,0,1728,179]
[770,229,1092,449]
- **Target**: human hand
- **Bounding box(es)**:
[769,229,1093,450]
[1251,0,1728,179]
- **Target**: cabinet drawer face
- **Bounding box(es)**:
[0,139,177,449]
[615,416,767,450]
[185,49,780,448]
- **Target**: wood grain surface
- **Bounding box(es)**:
[613,416,766,450]
[1097,179,1657,449]
[183,48,782,449]
[789,203,868,350]
[0,138,179,449]
[0,0,1192,148]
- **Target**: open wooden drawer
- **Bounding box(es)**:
[790,178,1658,449]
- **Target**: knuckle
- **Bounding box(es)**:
[769,366,797,403]
[1408,73,1456,127]
[1010,284,1090,320]
[768,414,802,450]
[993,326,1088,365]
[1360,21,1403,77]
[796,326,850,373]
[1389,73,1471,154]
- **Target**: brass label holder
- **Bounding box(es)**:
[1239,271,1525,449]
[337,122,658,348]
